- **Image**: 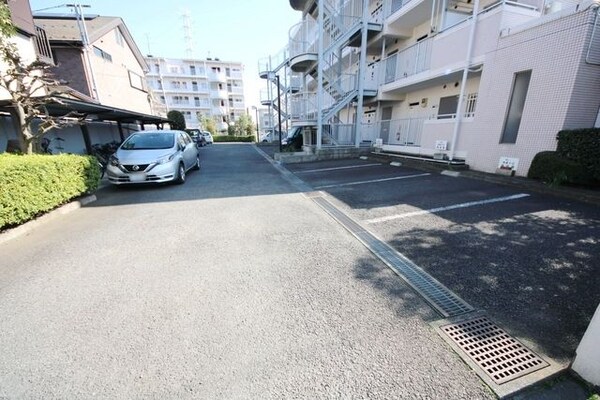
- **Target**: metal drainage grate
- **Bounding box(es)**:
[440,316,549,385]
[312,196,473,318]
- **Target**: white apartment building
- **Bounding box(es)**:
[259,0,600,176]
[145,56,246,131]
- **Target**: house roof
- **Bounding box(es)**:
[33,14,148,72]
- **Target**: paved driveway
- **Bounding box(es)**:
[285,157,600,365]
[0,144,495,399]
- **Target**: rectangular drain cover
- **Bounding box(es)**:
[440,316,549,385]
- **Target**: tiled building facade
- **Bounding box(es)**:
[260,0,600,176]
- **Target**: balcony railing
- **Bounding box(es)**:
[363,117,427,146]
[210,89,228,99]
[208,71,227,82]
[229,86,244,95]
[380,38,432,85]
[289,19,318,60]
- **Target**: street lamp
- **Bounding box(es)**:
[252,105,260,143]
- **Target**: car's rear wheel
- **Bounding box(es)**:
[175,163,186,184]
[193,155,200,170]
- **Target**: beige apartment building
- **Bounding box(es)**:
[259,0,600,176]
[145,56,246,131]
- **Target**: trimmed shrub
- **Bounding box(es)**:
[556,128,600,180]
[212,135,255,143]
[527,151,593,186]
[0,154,100,230]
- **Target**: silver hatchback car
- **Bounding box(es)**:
[107,130,200,185]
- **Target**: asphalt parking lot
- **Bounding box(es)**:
[284,157,600,365]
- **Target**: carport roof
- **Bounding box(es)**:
[0,96,169,125]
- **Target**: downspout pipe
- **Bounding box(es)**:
[355,0,370,147]
[449,0,479,160]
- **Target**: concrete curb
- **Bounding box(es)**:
[0,194,97,246]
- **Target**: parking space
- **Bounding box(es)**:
[285,157,600,365]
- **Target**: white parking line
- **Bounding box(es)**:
[314,173,431,189]
[295,163,382,174]
[366,193,530,224]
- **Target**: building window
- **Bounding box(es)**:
[190,65,196,75]
[160,95,165,104]
[465,93,477,117]
[192,82,198,91]
[154,63,160,73]
[501,70,532,144]
[93,46,112,62]
[128,70,144,91]
[157,79,162,90]
[114,28,124,47]
[437,95,459,119]
[194,96,200,106]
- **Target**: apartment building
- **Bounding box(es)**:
[145,56,246,131]
[260,0,600,176]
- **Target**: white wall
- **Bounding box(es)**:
[572,303,600,386]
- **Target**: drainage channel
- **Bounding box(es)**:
[253,147,557,396]
[310,193,558,397]
[311,195,473,318]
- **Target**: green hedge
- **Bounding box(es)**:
[0,154,100,230]
[212,135,255,143]
[556,128,600,180]
[527,151,593,186]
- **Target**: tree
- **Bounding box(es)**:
[229,114,254,136]
[0,3,81,154]
[199,114,217,135]
[167,110,186,130]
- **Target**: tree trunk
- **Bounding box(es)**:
[12,103,34,154]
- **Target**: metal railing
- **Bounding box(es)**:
[290,92,318,121]
[362,117,427,146]
[381,38,432,85]
[327,123,356,146]
[289,19,318,60]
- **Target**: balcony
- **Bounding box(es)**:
[210,89,228,99]
[288,19,318,72]
[380,1,538,92]
[229,86,244,95]
[208,71,227,82]
[211,106,227,115]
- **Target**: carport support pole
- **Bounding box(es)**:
[140,122,145,131]
[80,124,93,155]
[117,121,125,142]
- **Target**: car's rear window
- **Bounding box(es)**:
[121,133,175,150]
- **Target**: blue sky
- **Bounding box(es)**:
[29,0,301,109]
